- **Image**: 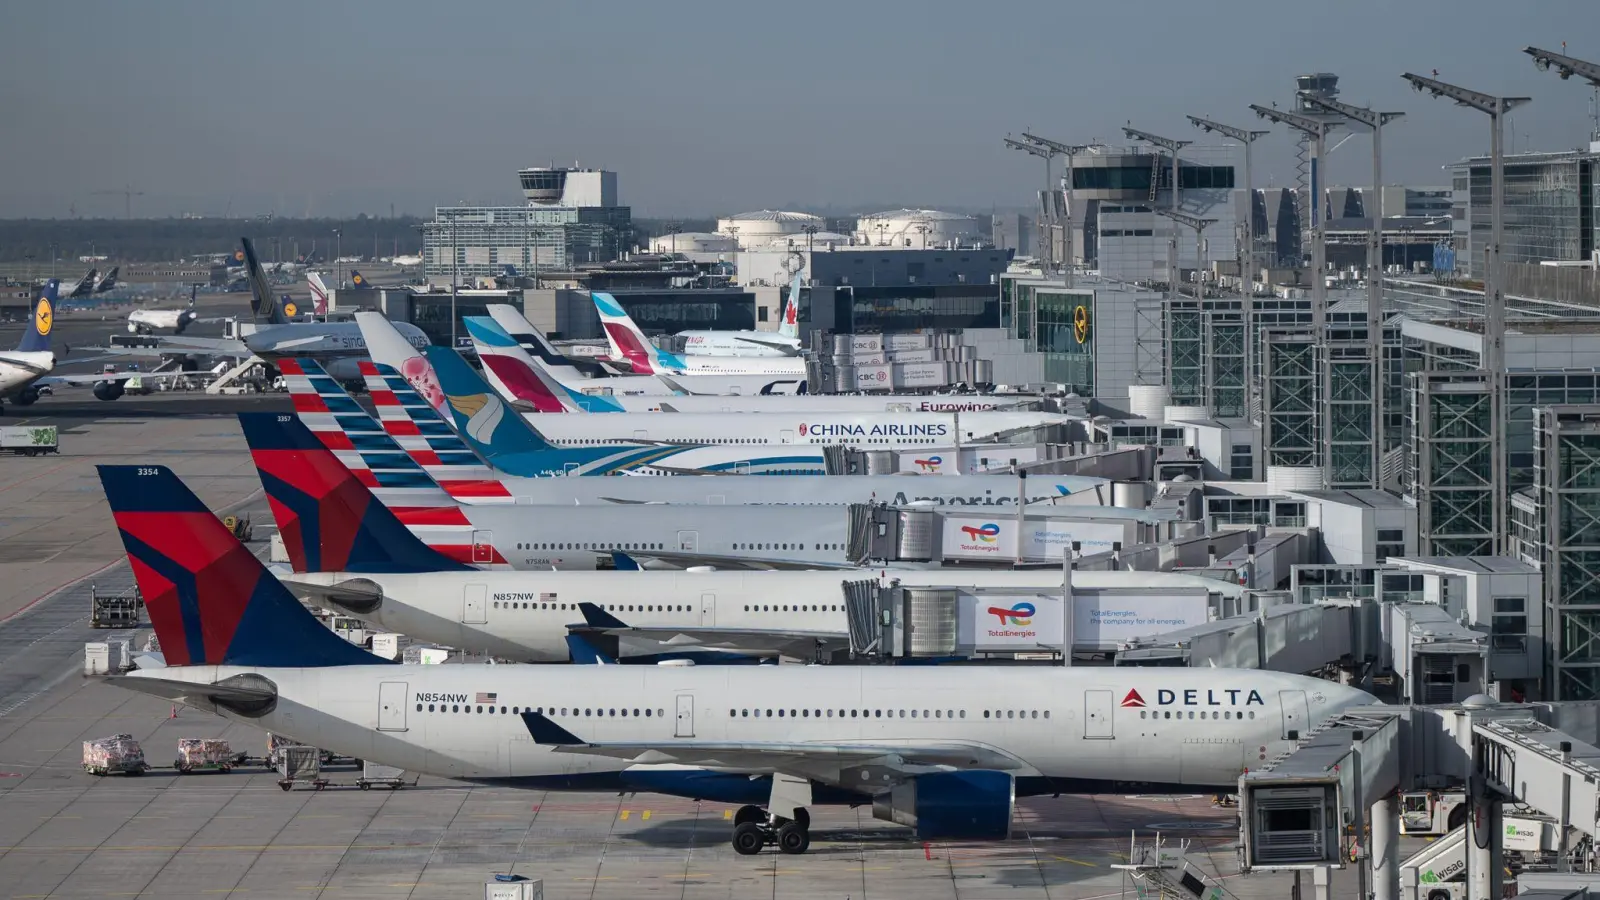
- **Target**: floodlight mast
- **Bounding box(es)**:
[1301,95,1405,479]
[1006,136,1059,272]
[1154,209,1217,299]
[1186,116,1268,288]
[1522,46,1600,87]
[1249,104,1339,333]
[1401,71,1531,557]
[1123,127,1191,304]
[1022,133,1092,286]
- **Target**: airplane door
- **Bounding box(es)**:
[675,694,695,737]
[677,530,698,552]
[462,584,487,624]
[471,531,495,564]
[701,593,715,626]
[780,429,795,443]
[1279,690,1310,740]
[378,681,408,732]
[634,430,649,440]
[1084,690,1115,739]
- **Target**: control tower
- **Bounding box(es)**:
[1293,73,1340,216]
[516,166,618,208]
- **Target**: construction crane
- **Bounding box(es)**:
[92,186,145,219]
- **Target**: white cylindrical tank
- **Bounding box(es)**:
[854,209,987,249]
[1127,385,1170,420]
[716,211,825,249]
[648,232,739,254]
[1266,466,1324,492]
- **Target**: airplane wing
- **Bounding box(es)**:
[104,335,250,355]
[105,673,277,708]
[574,602,846,656]
[620,548,863,571]
[521,712,1029,785]
[734,336,802,356]
[654,375,703,395]
[250,335,324,353]
[37,370,196,387]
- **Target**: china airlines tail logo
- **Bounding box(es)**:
[1120,689,1146,708]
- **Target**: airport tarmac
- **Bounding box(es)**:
[0,405,1403,899]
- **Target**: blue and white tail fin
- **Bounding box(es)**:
[18,280,57,353]
[349,270,367,288]
[93,267,119,294]
[98,464,388,666]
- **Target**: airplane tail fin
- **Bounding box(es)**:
[564,633,618,665]
[307,272,330,315]
[464,316,589,413]
[93,267,119,294]
[18,280,57,353]
[64,270,95,299]
[423,346,559,457]
[236,411,478,573]
[96,464,385,667]
[349,270,367,288]
[485,303,612,380]
[352,310,446,412]
[356,359,515,501]
[778,272,801,339]
[241,238,287,325]
[591,292,685,373]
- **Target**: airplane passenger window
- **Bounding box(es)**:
[898,710,905,718]
[1224,712,1231,720]
[1007,711,1014,719]
[778,710,785,717]
[501,707,507,714]
[633,709,640,716]
[1141,711,1147,719]
[416,704,423,712]
[513,707,519,714]
[1031,711,1038,719]
[826,710,834,717]
[644,709,651,716]
[452,705,459,713]
[850,710,857,718]
[560,708,567,715]
[428,704,435,712]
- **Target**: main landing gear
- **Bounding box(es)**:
[730,805,811,855]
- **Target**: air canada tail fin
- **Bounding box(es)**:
[18,280,57,353]
[778,272,801,339]
[241,238,287,325]
[464,315,596,413]
[236,412,476,573]
[96,464,386,667]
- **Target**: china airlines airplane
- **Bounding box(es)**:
[101,463,1376,856]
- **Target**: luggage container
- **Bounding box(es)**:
[84,642,110,676]
[370,633,401,660]
[356,761,408,790]
[275,745,328,791]
[83,734,148,776]
[175,738,234,774]
[0,425,58,456]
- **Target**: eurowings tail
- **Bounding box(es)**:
[464,316,602,413]
[92,267,119,294]
[18,280,57,353]
[591,292,687,374]
[307,272,330,315]
[96,464,386,666]
[778,271,801,339]
[236,411,478,573]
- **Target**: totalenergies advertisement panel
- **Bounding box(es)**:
[958,594,1065,651]
[941,516,1018,559]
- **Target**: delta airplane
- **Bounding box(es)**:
[675,273,802,358]
[241,412,851,569]
[279,359,1111,512]
[593,292,807,377]
[100,464,1376,855]
[135,238,428,382]
[467,311,1025,415]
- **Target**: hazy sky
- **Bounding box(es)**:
[4,0,1598,219]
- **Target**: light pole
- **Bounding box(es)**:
[332,228,343,291]
[1122,127,1191,303]
[1402,71,1531,557]
[1021,133,1091,286]
[1301,94,1405,474]
[1005,136,1060,272]
[1186,117,1268,288]
[1248,105,1340,333]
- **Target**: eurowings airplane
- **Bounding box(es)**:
[131,238,429,382]
[469,311,1024,415]
[240,412,851,570]
[593,292,807,377]
[675,273,803,358]
[101,463,1376,855]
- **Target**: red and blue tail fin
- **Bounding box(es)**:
[97,465,385,667]
[237,412,476,573]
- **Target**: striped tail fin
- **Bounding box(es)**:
[465,315,619,413]
[359,360,516,501]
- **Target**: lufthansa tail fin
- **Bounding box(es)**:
[93,267,119,294]
[349,270,367,288]
[97,464,386,667]
[241,238,288,325]
[236,412,474,574]
[18,280,57,353]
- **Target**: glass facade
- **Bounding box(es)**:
[409,296,519,349]
[1456,155,1596,275]
[1532,408,1600,699]
[1072,163,1235,192]
[422,205,633,280]
[1034,289,1095,393]
[823,285,999,334]
[614,292,755,334]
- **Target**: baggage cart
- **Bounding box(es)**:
[90,584,143,629]
[0,426,58,456]
[83,734,148,776]
[275,744,328,790]
[356,761,408,790]
[175,738,233,774]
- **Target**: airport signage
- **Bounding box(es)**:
[941,516,1017,559]
[1022,520,1130,559]
[958,594,1065,651]
[1072,594,1210,647]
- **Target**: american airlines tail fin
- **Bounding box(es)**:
[92,267,119,294]
[591,292,686,374]
[307,272,330,315]
[96,464,386,666]
[18,280,57,353]
[778,272,801,339]
[356,360,515,501]
[236,411,476,573]
[240,238,288,325]
[464,316,600,413]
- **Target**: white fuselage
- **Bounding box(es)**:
[659,355,807,377]
[421,473,1108,506]
[129,664,1373,794]
[288,568,1248,662]
[127,308,194,334]
[679,331,799,358]
[525,410,1071,448]
[0,351,53,397]
[563,390,1031,415]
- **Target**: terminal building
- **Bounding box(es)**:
[1447,145,1600,277]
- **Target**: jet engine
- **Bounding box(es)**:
[93,381,125,401]
[871,771,1014,840]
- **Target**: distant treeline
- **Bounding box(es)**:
[0,216,427,263]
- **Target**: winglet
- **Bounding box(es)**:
[609,550,641,571]
[520,711,586,745]
[564,633,619,666]
[577,601,628,629]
